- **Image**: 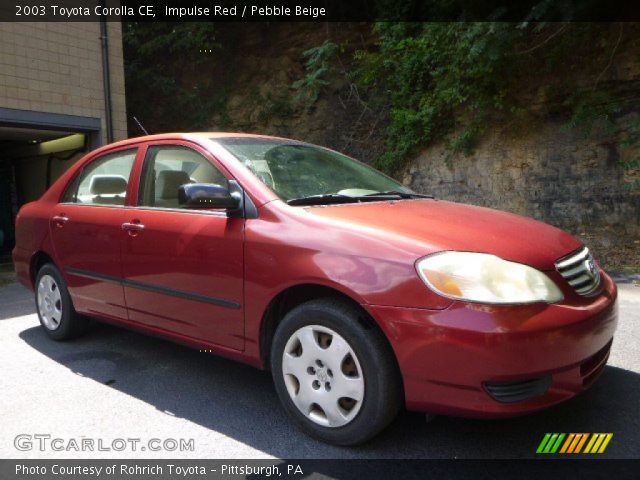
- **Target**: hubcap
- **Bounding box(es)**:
[37,275,62,330]
[282,325,365,428]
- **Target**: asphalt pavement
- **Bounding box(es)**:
[1,278,638,459]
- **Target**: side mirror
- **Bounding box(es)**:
[178,183,240,210]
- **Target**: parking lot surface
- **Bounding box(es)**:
[1,280,638,459]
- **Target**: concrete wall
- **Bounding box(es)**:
[0,21,127,140]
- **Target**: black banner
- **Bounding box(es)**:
[2,0,640,22]
[2,459,640,480]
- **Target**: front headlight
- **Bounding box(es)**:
[416,251,563,304]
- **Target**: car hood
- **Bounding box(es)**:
[304,199,582,270]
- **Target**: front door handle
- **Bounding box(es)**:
[51,215,69,227]
[122,222,145,233]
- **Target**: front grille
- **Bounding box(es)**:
[484,376,552,403]
[555,246,601,296]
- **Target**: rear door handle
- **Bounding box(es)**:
[51,215,69,227]
[121,222,145,232]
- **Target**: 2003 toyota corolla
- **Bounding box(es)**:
[13,133,617,445]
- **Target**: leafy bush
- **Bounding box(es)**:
[353,22,640,173]
[292,40,339,104]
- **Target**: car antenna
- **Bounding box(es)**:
[132,116,149,136]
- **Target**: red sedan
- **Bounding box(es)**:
[13,133,617,445]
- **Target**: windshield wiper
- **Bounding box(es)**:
[363,190,434,199]
[287,194,361,206]
[287,191,434,206]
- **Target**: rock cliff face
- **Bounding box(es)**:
[402,121,639,269]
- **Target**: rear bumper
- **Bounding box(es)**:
[366,272,618,417]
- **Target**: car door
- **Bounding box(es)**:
[120,142,245,350]
[50,147,138,321]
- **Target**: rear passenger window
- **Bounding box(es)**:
[64,149,136,205]
[138,145,228,209]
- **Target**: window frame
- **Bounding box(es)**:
[59,146,139,208]
[132,140,236,216]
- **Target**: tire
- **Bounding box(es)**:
[35,263,89,340]
[271,298,402,445]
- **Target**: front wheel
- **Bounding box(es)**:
[35,263,89,340]
[271,298,402,445]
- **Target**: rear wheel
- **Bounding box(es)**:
[271,298,402,445]
[35,263,89,340]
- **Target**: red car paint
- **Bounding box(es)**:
[13,133,617,416]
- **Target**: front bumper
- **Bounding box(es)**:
[366,272,618,418]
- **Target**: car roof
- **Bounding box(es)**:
[82,132,301,162]
[102,132,294,149]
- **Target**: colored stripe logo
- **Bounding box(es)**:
[537,433,613,454]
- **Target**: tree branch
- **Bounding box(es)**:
[516,24,568,55]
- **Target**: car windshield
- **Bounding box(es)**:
[215,137,415,203]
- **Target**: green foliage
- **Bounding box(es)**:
[355,22,524,172]
[123,22,218,57]
[123,19,639,181]
[565,91,622,136]
[353,22,640,174]
[292,40,339,104]
[123,22,220,133]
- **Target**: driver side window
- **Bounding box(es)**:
[138,145,228,209]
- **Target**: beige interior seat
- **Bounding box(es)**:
[155,170,192,208]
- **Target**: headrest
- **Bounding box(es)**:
[89,175,127,195]
[156,170,191,199]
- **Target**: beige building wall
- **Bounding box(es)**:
[0,21,127,140]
